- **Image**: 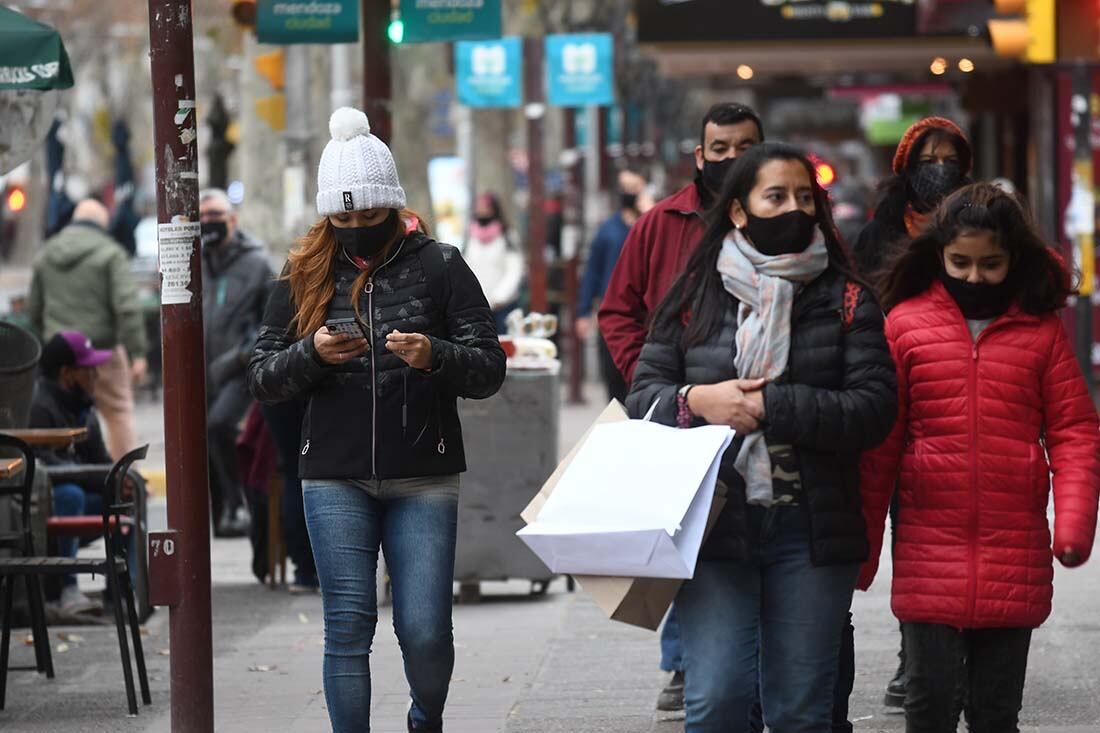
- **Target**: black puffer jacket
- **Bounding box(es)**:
[247,232,506,480]
[627,267,897,566]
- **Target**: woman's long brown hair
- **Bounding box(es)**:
[285,209,429,338]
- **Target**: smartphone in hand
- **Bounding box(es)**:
[325,317,368,342]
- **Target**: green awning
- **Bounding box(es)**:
[0,6,74,91]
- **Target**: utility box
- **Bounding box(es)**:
[455,367,559,600]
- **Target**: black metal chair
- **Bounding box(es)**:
[0,435,53,683]
[0,442,151,715]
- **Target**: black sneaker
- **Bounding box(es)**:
[657,670,685,712]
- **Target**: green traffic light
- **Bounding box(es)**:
[388,18,404,44]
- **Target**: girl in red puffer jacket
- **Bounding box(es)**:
[860,182,1100,732]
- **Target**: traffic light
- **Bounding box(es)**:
[254,51,285,132]
[6,186,26,214]
[815,161,837,189]
[987,0,1055,63]
[387,13,404,44]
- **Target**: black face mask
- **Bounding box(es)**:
[474,215,496,227]
[701,157,735,192]
[56,381,94,415]
[939,271,1015,320]
[619,192,638,212]
[742,209,817,256]
[334,212,398,260]
[200,221,228,248]
[908,161,963,212]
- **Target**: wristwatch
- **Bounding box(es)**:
[677,383,696,402]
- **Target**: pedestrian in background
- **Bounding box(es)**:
[599,102,765,714]
[861,183,1100,732]
[853,117,972,282]
[248,107,506,733]
[28,198,148,461]
[630,143,896,731]
[576,168,649,405]
[200,187,272,538]
[29,331,118,614]
[462,192,524,333]
[851,116,972,709]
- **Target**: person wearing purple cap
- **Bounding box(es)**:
[29,331,117,614]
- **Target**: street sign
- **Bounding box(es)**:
[545,33,614,108]
[400,0,502,44]
[256,0,359,45]
[455,37,522,108]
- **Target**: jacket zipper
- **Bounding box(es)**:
[957,309,1016,627]
[364,239,407,479]
[966,337,979,628]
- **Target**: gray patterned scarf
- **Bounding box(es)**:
[716,226,829,506]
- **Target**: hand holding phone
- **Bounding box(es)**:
[316,318,370,365]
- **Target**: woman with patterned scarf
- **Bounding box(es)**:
[629,142,897,731]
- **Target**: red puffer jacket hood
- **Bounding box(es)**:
[859,281,1100,629]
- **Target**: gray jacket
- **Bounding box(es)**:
[202,229,272,389]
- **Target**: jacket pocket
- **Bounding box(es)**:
[1029,443,1050,512]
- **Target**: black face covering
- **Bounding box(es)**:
[619,192,639,212]
[200,221,228,248]
[701,157,735,192]
[56,381,94,415]
[908,161,963,212]
[939,271,1015,320]
[334,211,398,260]
[743,209,817,256]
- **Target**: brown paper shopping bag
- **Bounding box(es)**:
[520,400,727,631]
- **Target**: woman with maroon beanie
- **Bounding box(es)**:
[853,117,972,283]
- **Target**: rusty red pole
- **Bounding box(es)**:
[524,37,548,313]
[361,0,392,143]
[147,1,214,730]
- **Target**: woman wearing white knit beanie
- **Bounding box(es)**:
[247,107,506,733]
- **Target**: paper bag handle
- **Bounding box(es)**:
[642,397,660,423]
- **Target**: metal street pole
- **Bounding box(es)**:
[146,1,214,730]
[524,36,548,313]
[1070,64,1096,392]
[562,107,585,404]
[361,0,392,143]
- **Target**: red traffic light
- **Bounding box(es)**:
[6,187,26,213]
[815,162,837,188]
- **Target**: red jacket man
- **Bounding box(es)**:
[598,103,764,383]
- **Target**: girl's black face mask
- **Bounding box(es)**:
[939,271,1015,320]
[743,209,817,256]
[334,211,398,259]
[908,161,963,212]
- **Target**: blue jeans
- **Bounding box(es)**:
[303,480,458,733]
[677,506,859,733]
[53,481,144,590]
[660,603,683,672]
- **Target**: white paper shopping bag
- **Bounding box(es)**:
[517,418,733,579]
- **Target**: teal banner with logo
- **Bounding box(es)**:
[455,37,522,108]
[401,0,501,43]
[545,33,614,108]
[256,0,359,45]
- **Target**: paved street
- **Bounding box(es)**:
[1,385,1099,732]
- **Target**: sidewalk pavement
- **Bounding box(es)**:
[2,382,1099,731]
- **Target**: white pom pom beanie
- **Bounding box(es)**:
[316,107,407,216]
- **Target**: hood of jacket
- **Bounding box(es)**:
[42,221,119,270]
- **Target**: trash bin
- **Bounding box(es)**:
[455,366,560,601]
[0,321,41,429]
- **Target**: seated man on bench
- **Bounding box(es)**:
[29,331,117,614]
